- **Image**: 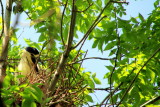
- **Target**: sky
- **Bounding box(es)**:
[2,0,156,106]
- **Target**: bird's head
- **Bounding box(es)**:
[25,47,39,57]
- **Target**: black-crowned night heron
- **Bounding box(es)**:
[18,47,39,77]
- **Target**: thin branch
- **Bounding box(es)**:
[111,0,129,5]
[108,8,121,106]
[72,57,116,64]
[87,87,114,91]
[140,96,160,107]
[76,3,93,12]
[60,0,68,46]
[24,11,33,20]
[0,0,4,39]
[72,0,112,49]
[116,47,160,107]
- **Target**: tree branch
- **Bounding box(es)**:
[0,0,13,78]
[111,0,129,5]
[140,96,160,107]
[60,0,68,46]
[71,57,116,64]
[0,0,4,39]
[49,0,77,92]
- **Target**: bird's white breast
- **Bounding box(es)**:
[18,50,34,76]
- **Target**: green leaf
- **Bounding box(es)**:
[85,95,93,102]
[93,77,101,84]
[22,99,36,107]
[92,72,96,78]
[92,39,99,48]
[139,13,144,22]
[38,34,45,42]
[104,41,117,51]
[98,38,104,52]
[104,72,110,79]
[105,65,114,71]
[131,17,139,23]
[29,85,43,103]
[88,80,95,89]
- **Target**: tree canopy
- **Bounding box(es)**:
[0,0,160,107]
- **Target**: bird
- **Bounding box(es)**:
[18,47,39,77]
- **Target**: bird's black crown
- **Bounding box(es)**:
[25,47,39,55]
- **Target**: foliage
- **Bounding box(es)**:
[0,0,160,107]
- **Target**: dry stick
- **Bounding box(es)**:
[48,0,77,92]
[72,0,112,49]
[116,47,160,107]
[0,0,4,39]
[60,0,68,46]
[0,0,13,78]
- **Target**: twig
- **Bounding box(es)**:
[111,0,129,5]
[140,96,160,107]
[76,3,93,12]
[0,0,4,39]
[116,47,160,107]
[60,0,68,46]
[107,8,121,106]
[72,57,116,64]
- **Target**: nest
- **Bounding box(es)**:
[17,67,86,107]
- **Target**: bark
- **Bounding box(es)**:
[0,0,13,78]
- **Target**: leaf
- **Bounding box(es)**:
[92,39,99,48]
[22,99,36,107]
[131,17,139,23]
[139,13,144,22]
[29,85,43,103]
[85,95,93,102]
[104,72,110,79]
[92,72,96,78]
[104,41,117,51]
[88,80,95,89]
[38,34,45,42]
[93,77,101,84]
[98,38,104,52]
[105,65,114,71]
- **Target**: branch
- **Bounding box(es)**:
[72,0,112,49]
[71,57,116,64]
[76,3,93,12]
[49,0,77,92]
[111,0,129,5]
[0,0,4,39]
[0,0,13,78]
[60,0,68,46]
[140,96,160,107]
[116,47,160,107]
